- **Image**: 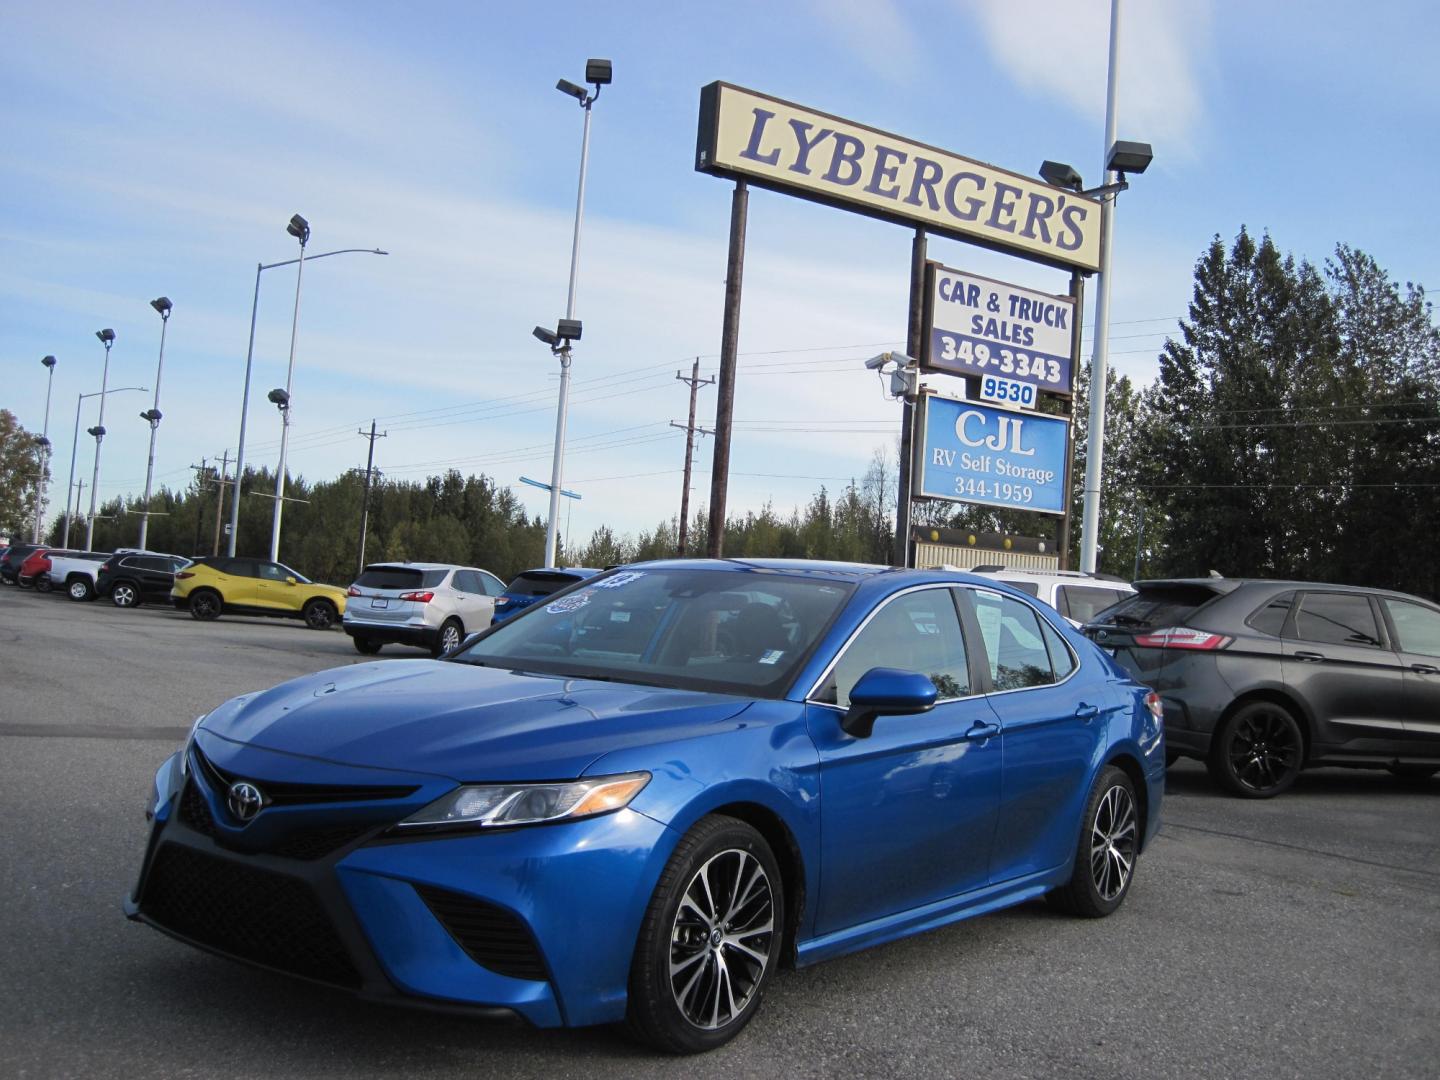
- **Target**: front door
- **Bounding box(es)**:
[1381,597,1440,752]
[807,586,1000,935]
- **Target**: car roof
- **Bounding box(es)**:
[362,562,465,571]
[1134,577,1437,605]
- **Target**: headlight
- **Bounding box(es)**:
[178,713,206,776]
[398,772,650,831]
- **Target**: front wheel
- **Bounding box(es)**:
[1207,701,1304,798]
[111,581,141,608]
[1047,765,1140,918]
[67,577,94,602]
[626,816,783,1054]
[303,599,338,630]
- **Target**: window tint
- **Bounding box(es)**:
[355,566,444,589]
[818,589,970,707]
[1041,619,1076,680]
[1246,592,1295,637]
[1293,592,1381,648]
[1385,600,1440,657]
[509,571,586,597]
[1093,584,1223,630]
[969,591,1055,691]
[479,571,507,596]
[257,562,290,581]
[1006,580,1041,597]
[1059,585,1128,624]
[453,570,479,593]
[223,559,259,577]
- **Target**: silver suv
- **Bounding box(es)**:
[343,562,507,656]
[963,567,1135,627]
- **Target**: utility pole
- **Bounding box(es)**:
[672,359,714,555]
[190,459,209,556]
[211,449,232,556]
[357,420,387,575]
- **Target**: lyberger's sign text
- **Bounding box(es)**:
[696,83,1101,273]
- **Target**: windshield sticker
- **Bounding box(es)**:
[758,649,785,665]
[592,570,646,590]
[610,610,632,622]
[546,591,593,615]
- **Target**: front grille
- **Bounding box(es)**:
[415,884,548,982]
[193,744,418,806]
[179,781,217,837]
[140,843,360,988]
[269,824,376,861]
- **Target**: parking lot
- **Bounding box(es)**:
[1,586,1437,1079]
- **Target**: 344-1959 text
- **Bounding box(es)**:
[953,477,1035,505]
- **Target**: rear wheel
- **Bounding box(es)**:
[1207,701,1304,798]
[1047,765,1140,918]
[188,590,222,621]
[35,576,53,593]
[111,581,141,608]
[433,618,464,657]
[626,816,783,1054]
[303,599,338,631]
[67,577,94,602]
[352,636,382,656]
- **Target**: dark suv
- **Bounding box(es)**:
[0,544,42,585]
[1085,579,1440,797]
[97,552,190,608]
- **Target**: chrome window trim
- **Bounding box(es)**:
[802,583,984,709]
[969,586,1081,697]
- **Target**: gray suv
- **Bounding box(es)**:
[1085,578,1440,797]
[344,562,507,656]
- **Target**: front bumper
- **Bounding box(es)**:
[126,739,674,1029]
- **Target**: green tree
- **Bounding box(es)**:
[0,410,49,540]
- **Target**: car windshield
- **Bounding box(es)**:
[454,567,854,697]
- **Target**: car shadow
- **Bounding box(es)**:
[1165,759,1437,798]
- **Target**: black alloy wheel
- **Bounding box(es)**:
[352,636,382,656]
[627,816,783,1053]
[303,599,337,631]
[111,581,141,608]
[1047,765,1139,917]
[1208,701,1304,798]
[35,576,52,593]
[188,590,221,621]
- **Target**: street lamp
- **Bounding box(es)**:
[541,57,611,569]
[226,229,387,558]
[266,214,312,562]
[31,355,57,543]
[84,329,116,551]
[137,297,172,549]
[62,384,146,548]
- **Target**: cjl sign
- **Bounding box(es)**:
[916,394,1069,515]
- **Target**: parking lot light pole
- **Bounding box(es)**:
[63,384,146,548]
[227,239,386,558]
[138,297,172,549]
[31,355,57,543]
[85,329,116,551]
[268,214,310,562]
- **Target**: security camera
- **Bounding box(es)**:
[865,352,892,370]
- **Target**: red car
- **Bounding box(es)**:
[17,549,55,591]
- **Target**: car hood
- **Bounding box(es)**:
[199,659,756,781]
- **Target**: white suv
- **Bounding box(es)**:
[343,562,507,657]
[963,567,1135,627]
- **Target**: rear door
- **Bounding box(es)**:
[451,570,495,628]
[216,558,261,606]
[1379,597,1440,750]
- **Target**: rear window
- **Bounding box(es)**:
[1092,584,1223,629]
[508,571,585,597]
[1058,585,1129,623]
[355,566,448,590]
[1003,580,1041,597]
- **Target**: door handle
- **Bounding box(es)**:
[1412,663,1440,675]
[964,721,1000,741]
[1075,703,1099,721]
[1294,651,1326,663]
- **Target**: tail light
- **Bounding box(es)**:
[1144,691,1164,722]
[494,597,509,607]
[100,563,111,572]
[347,585,361,596]
[176,571,195,580]
[1132,627,1231,650]
[399,590,434,603]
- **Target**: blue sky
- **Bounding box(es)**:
[5,0,1439,550]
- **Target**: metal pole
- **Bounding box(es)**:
[33,359,56,543]
[85,339,113,551]
[1057,271,1085,570]
[139,309,170,549]
[706,180,750,558]
[62,393,82,548]
[228,263,262,557]
[1079,0,1122,575]
[270,236,308,562]
[544,98,594,569]
[1134,500,1146,580]
[894,228,927,568]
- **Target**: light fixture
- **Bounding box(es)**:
[42,355,57,369]
[556,318,582,341]
[1039,160,1083,191]
[140,408,163,423]
[96,328,115,344]
[88,425,106,438]
[1106,140,1153,177]
[267,387,290,407]
[585,59,612,86]
[533,325,560,347]
[150,296,172,317]
[287,213,310,241]
[556,78,587,101]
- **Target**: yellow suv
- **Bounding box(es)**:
[171,556,348,630]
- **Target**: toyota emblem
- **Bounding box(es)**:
[227,781,265,823]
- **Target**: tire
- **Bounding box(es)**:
[17,576,33,590]
[303,599,338,631]
[626,816,783,1054]
[111,581,141,608]
[35,576,53,594]
[1388,763,1439,782]
[67,577,94,602]
[1207,701,1304,798]
[1047,765,1140,918]
[352,636,382,656]
[188,590,222,621]
[433,618,464,657]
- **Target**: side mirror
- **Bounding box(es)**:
[286,576,297,586]
[840,667,938,739]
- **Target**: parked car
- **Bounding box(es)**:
[171,556,347,629]
[16,548,56,590]
[491,566,602,625]
[344,562,508,656]
[0,543,42,585]
[963,567,1136,628]
[126,559,1163,1052]
[97,552,191,608]
[47,550,113,600]
[1084,577,1440,797]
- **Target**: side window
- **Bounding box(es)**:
[481,572,507,596]
[1245,591,1295,637]
[256,562,289,582]
[1293,592,1382,648]
[969,590,1055,691]
[816,589,970,708]
[1058,585,1127,624]
[1041,619,1076,680]
[1385,599,1440,657]
[455,570,481,593]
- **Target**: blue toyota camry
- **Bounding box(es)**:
[126,559,1164,1053]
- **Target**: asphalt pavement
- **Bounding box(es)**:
[1,586,1437,1078]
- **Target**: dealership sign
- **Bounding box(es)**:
[925,265,1076,396]
[915,394,1069,515]
[695,83,1101,273]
